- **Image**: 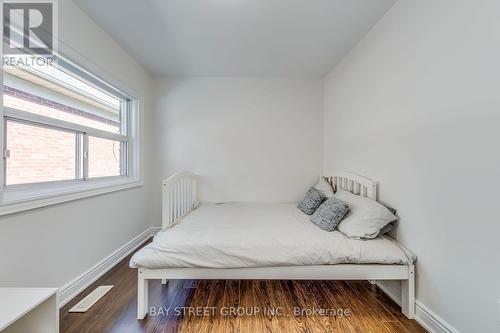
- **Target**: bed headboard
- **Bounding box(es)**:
[162,170,377,228]
[321,171,377,201]
[162,171,199,228]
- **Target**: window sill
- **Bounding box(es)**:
[0,177,142,216]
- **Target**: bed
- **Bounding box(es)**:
[132,171,416,320]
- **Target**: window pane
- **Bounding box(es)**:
[88,136,122,178]
[6,121,76,185]
[3,62,122,134]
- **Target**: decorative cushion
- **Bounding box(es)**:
[310,197,350,231]
[379,221,395,235]
[314,177,335,198]
[379,203,397,235]
[335,190,398,239]
[297,187,326,215]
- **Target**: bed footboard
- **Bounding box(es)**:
[401,264,415,319]
[162,171,199,229]
[137,269,148,320]
[137,264,415,320]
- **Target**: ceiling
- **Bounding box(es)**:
[75,0,396,77]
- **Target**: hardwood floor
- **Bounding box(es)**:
[60,241,426,333]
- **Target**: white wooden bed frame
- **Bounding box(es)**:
[137,171,415,320]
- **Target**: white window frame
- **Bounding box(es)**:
[0,54,142,216]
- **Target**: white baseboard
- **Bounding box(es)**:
[149,227,162,234]
[415,301,460,333]
[58,226,161,308]
[375,281,459,333]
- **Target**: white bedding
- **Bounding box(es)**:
[130,202,416,269]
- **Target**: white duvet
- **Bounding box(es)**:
[130,202,416,269]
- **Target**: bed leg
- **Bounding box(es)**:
[161,278,167,285]
[401,265,415,319]
[137,269,149,320]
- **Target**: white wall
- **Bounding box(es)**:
[153,77,323,204]
[323,0,500,332]
[0,0,157,289]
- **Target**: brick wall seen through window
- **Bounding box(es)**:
[4,86,122,185]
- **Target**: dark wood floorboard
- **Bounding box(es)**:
[60,239,427,333]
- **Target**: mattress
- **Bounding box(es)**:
[130,202,416,269]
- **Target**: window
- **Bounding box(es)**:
[1,54,140,213]
[88,136,123,178]
[5,120,77,185]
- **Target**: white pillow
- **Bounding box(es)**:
[335,190,397,239]
[313,177,335,198]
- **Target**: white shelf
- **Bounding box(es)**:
[0,288,58,333]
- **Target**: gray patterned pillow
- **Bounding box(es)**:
[297,187,326,215]
[379,203,397,235]
[310,197,349,232]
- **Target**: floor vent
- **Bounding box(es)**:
[68,285,113,313]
